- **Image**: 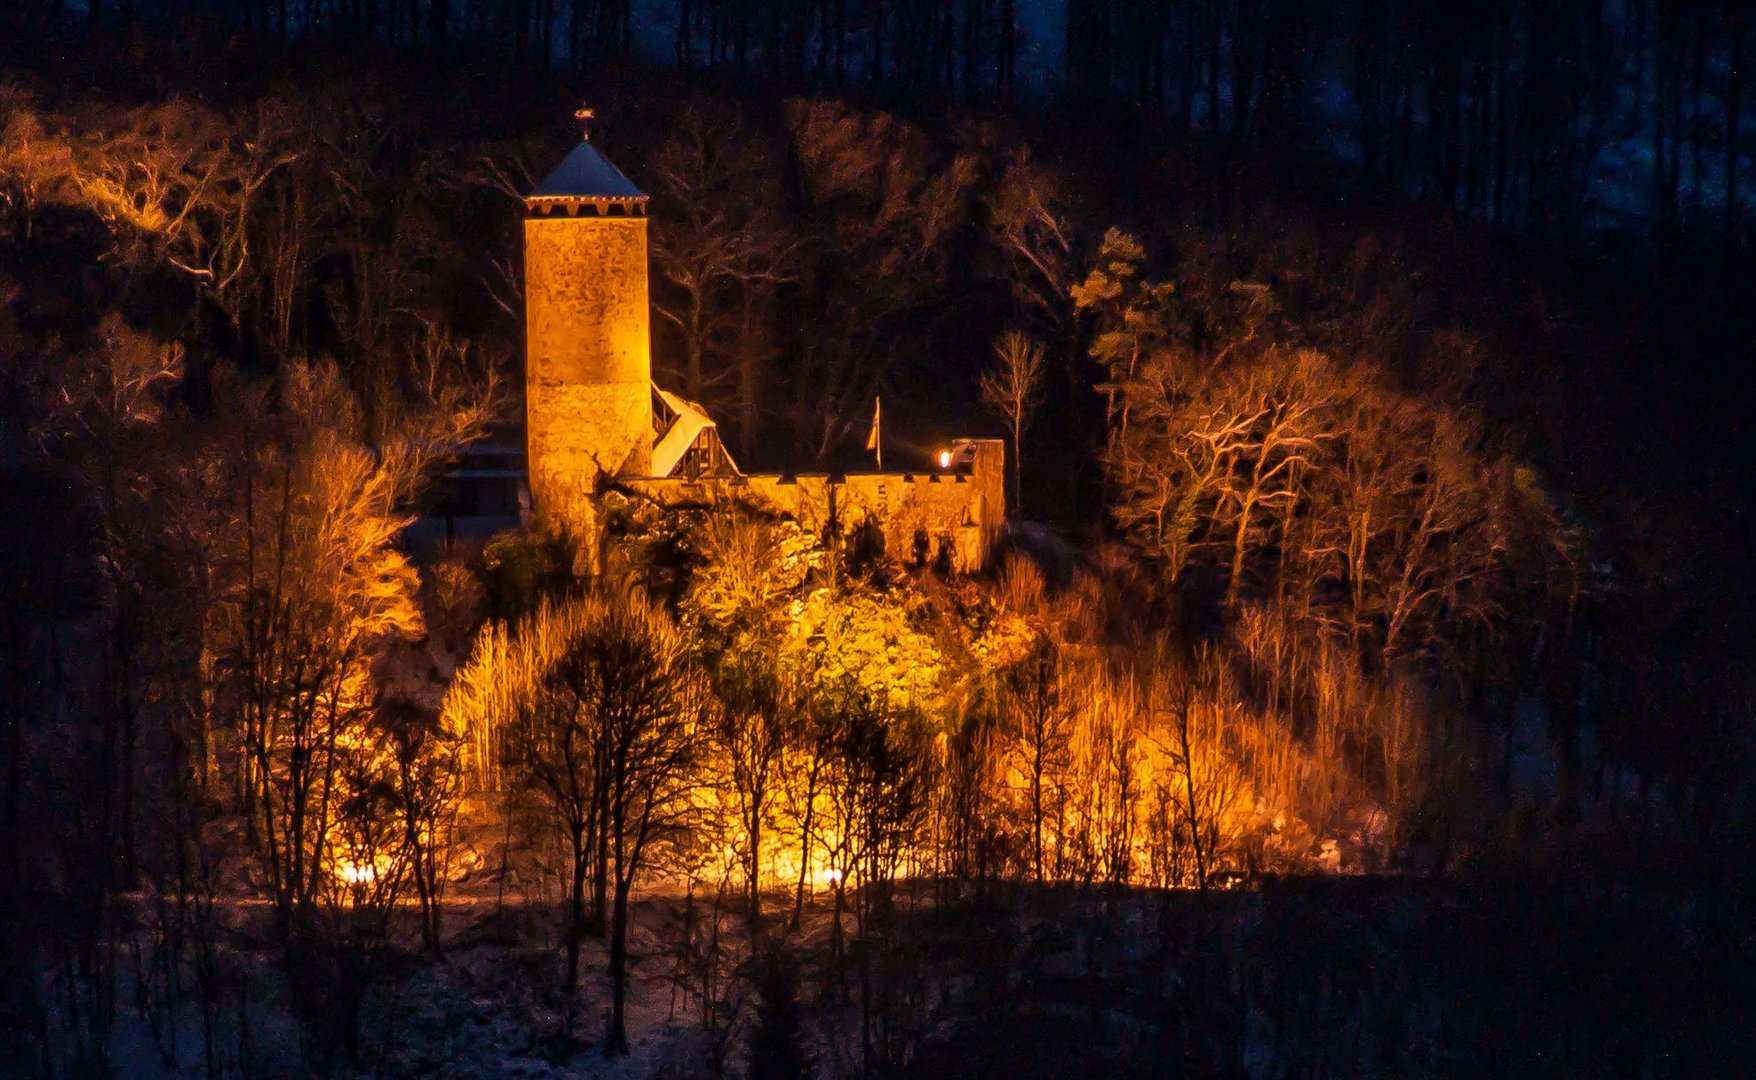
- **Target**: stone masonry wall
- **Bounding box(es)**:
[524,213,653,537]
[626,441,1007,573]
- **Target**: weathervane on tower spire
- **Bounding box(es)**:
[575,105,595,141]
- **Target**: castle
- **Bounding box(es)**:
[521,116,1005,572]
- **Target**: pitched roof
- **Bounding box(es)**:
[527,141,648,203]
[651,387,738,477]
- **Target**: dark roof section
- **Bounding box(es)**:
[527,141,648,204]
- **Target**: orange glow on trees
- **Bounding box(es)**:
[447,504,1315,914]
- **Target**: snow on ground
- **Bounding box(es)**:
[371,935,715,1079]
[23,889,759,1079]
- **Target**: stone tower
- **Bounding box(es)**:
[523,111,652,537]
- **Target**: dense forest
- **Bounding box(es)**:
[2,4,1755,1077]
[14,0,1756,238]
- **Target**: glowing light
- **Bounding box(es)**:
[336,860,377,886]
[818,866,843,887]
[938,450,952,469]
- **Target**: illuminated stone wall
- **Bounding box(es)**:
[627,440,1008,573]
[524,213,653,537]
[951,438,1006,556]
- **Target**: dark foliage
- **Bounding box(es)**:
[745,944,812,1080]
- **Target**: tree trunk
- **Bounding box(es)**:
[1227,492,1258,607]
[605,874,633,1055]
[791,759,820,929]
[746,785,764,929]
[1010,415,1024,515]
[590,783,609,933]
[564,826,587,1039]
[1031,754,1045,882]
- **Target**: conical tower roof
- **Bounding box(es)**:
[528,141,647,202]
[525,109,649,216]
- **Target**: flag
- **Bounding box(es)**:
[865,396,882,468]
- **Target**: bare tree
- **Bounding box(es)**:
[68,99,293,333]
[713,666,793,931]
[783,101,979,462]
[650,103,795,455]
[1152,658,1222,891]
[589,591,709,1056]
[253,135,325,363]
[678,510,818,927]
[213,363,426,927]
[977,330,1046,510]
[0,86,75,240]
[507,588,708,1054]
[987,150,1079,350]
[508,623,607,1041]
[1000,639,1071,882]
[1105,344,1332,603]
[377,695,461,954]
[786,692,845,930]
